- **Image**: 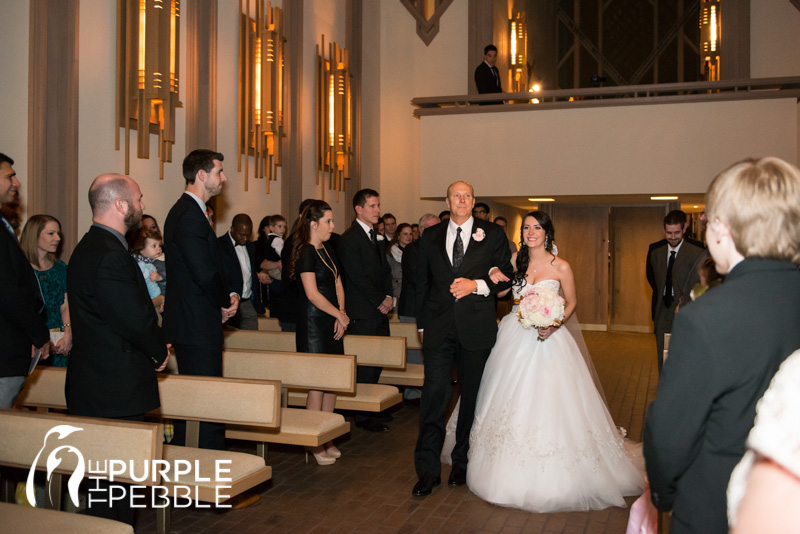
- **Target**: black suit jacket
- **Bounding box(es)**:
[217,233,265,316]
[0,223,49,378]
[398,239,420,318]
[163,194,231,346]
[646,239,704,321]
[474,61,502,94]
[338,223,393,329]
[644,259,800,534]
[66,225,167,417]
[415,219,513,350]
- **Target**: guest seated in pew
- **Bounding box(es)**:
[289,200,349,465]
[67,173,170,525]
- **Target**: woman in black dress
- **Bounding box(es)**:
[289,200,349,465]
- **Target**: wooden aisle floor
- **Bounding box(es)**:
[134,331,658,534]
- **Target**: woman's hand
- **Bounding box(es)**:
[333,320,346,340]
[54,331,73,354]
[537,325,558,340]
[337,310,350,329]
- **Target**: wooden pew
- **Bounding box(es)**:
[0,501,134,534]
[379,322,425,387]
[15,367,279,534]
[222,349,354,455]
[223,330,404,412]
[257,316,282,331]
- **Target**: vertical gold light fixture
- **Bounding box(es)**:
[238,1,285,193]
[700,0,721,81]
[508,12,527,93]
[116,0,181,180]
[316,36,351,202]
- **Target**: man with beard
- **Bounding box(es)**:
[66,173,169,524]
[163,149,236,450]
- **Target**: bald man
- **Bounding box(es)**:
[412,181,513,496]
[66,174,169,524]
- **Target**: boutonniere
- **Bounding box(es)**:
[376,234,385,241]
[472,228,486,242]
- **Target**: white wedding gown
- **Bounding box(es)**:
[442,279,644,513]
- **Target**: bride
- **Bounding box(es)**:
[442,211,644,513]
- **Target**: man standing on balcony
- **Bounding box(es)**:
[475,44,502,95]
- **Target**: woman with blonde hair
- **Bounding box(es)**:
[644,157,800,534]
[20,215,72,366]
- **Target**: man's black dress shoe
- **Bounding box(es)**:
[412,475,441,497]
[448,466,467,487]
[355,420,389,433]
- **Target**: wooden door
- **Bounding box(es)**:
[550,206,609,329]
[609,206,665,332]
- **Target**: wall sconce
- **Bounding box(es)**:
[509,12,527,93]
[238,1,285,193]
[115,0,182,180]
[316,36,351,201]
[700,0,721,81]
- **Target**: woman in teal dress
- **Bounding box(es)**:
[20,215,72,366]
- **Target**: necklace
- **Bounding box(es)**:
[315,245,338,279]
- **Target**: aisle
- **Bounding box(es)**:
[134,331,658,534]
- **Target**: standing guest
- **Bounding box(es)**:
[493,216,518,254]
[1,200,22,235]
[218,214,265,330]
[474,44,503,104]
[412,180,513,497]
[644,157,800,534]
[438,210,451,222]
[289,200,349,464]
[205,202,216,230]
[473,203,490,221]
[645,210,704,373]
[0,153,51,408]
[278,199,316,332]
[67,173,169,525]
[382,213,398,241]
[387,223,413,305]
[411,224,420,241]
[163,149,237,450]
[339,189,394,433]
[20,215,73,366]
[129,229,165,313]
[376,217,386,238]
[141,214,159,232]
[256,214,286,316]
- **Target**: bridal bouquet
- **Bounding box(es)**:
[517,286,566,341]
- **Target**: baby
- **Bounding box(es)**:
[130,229,165,311]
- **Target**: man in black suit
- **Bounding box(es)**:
[0,153,51,409]
[645,157,800,534]
[412,181,513,497]
[66,173,169,524]
[164,149,237,450]
[218,213,264,330]
[474,44,502,104]
[338,188,394,433]
[645,210,704,372]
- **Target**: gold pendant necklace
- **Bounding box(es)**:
[315,245,338,279]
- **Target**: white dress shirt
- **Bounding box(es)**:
[447,217,490,297]
[229,233,252,300]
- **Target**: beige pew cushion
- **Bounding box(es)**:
[227,408,350,447]
[288,384,402,412]
[379,363,425,387]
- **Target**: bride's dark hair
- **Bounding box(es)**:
[514,211,556,288]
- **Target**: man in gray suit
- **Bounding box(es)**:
[646,210,704,372]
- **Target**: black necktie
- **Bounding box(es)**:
[664,250,676,307]
[452,227,464,270]
[369,229,380,257]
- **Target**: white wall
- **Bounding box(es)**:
[419,98,799,198]
[361,1,469,227]
[0,1,30,218]
[750,0,800,78]
[78,0,186,235]
[216,0,285,236]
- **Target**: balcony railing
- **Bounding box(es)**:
[411,76,800,117]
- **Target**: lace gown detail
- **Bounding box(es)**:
[444,279,644,513]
